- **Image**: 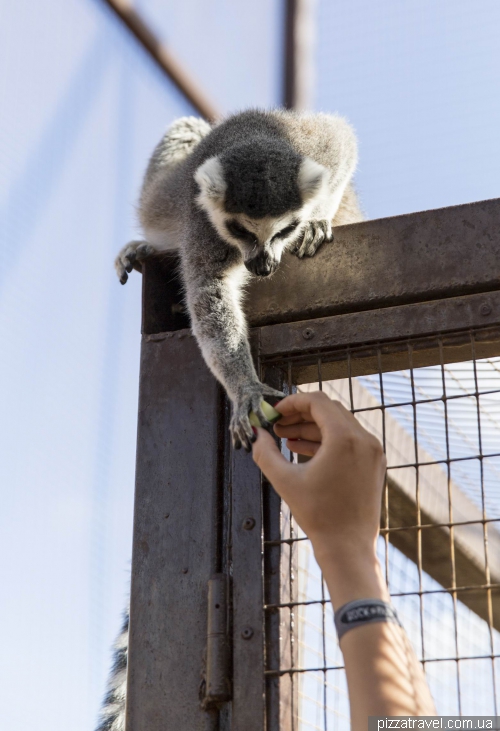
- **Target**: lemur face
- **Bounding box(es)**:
[194,148,329,277]
[223,211,303,277]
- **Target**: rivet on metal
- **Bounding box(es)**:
[480,303,492,316]
[243,517,256,531]
[182,567,189,574]
[241,626,254,640]
[302,327,315,340]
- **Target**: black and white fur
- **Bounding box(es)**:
[115,109,362,451]
[104,110,363,729]
[96,612,128,731]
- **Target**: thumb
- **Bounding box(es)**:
[252,428,293,488]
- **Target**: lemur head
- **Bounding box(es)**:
[194,139,329,277]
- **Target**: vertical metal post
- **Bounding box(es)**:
[231,450,266,730]
[284,0,315,110]
[126,259,225,729]
[263,477,283,731]
[261,365,288,731]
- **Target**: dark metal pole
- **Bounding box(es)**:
[284,0,315,110]
[126,330,224,730]
[283,0,298,109]
[102,0,220,122]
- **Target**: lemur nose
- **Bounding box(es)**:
[245,252,278,277]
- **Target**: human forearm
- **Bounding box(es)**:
[316,543,436,726]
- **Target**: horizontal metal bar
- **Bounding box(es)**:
[102,0,220,122]
[265,653,500,677]
[264,582,500,611]
[141,198,500,335]
[385,449,500,470]
[381,516,500,533]
[256,290,500,359]
[260,326,500,386]
[248,197,500,327]
[350,388,500,413]
[142,303,500,387]
[264,516,500,548]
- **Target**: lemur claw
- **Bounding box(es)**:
[115,241,156,284]
[292,220,333,259]
[230,383,285,452]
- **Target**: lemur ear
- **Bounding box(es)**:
[298,157,329,202]
[194,156,226,208]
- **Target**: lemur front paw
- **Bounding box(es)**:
[292,220,333,259]
[115,241,156,284]
[231,382,285,452]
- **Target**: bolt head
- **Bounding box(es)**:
[480,303,492,316]
[243,517,256,531]
[302,328,315,340]
[241,626,254,640]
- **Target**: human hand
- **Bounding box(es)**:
[253,392,436,719]
[251,391,386,567]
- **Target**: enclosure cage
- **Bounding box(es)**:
[124,197,500,730]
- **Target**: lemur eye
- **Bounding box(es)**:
[272,220,299,241]
[226,220,258,244]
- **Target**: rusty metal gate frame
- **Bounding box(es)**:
[125,197,500,730]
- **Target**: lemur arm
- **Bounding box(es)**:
[181,242,283,450]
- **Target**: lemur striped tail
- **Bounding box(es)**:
[95,611,129,731]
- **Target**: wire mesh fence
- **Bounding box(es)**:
[262,326,500,728]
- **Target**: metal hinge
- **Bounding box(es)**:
[201,573,232,709]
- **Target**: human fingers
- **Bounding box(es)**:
[276,392,352,433]
[274,412,309,426]
[286,439,320,457]
[251,428,294,487]
[274,421,322,442]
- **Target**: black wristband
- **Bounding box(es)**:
[334,599,401,641]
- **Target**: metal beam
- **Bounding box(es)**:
[246,197,500,327]
[256,291,500,360]
[102,0,220,122]
[231,452,266,731]
[126,333,223,730]
[283,0,315,110]
[141,197,500,336]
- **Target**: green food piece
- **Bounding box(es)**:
[249,400,282,427]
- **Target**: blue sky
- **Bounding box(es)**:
[315,0,500,217]
[1,1,500,729]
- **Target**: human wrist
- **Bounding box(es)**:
[310,530,377,571]
[312,540,389,611]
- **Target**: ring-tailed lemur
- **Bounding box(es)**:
[115,109,363,452]
[98,109,362,730]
